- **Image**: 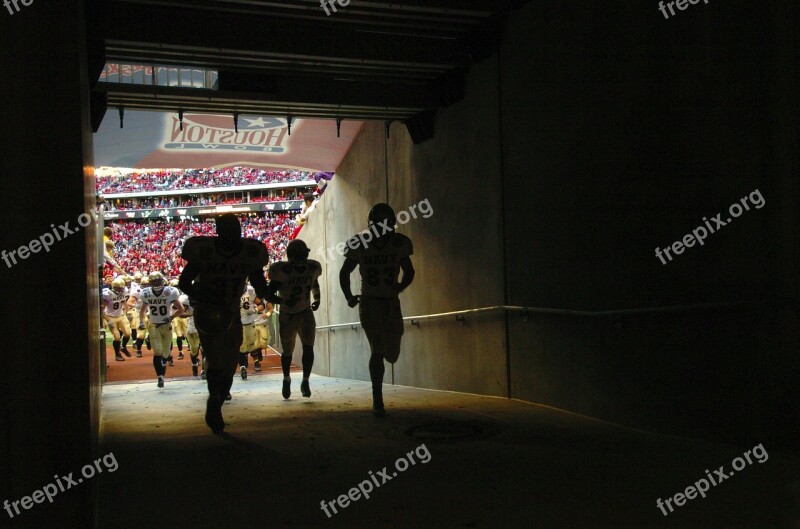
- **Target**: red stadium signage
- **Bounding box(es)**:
[95,110,363,172]
[165,114,288,154]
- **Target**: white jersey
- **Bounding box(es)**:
[129,282,143,310]
[179,294,197,334]
[342,232,413,298]
[140,286,181,325]
[268,260,322,314]
[240,285,258,324]
[102,288,130,318]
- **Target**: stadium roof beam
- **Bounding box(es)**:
[97,83,427,121]
[88,0,531,139]
[97,5,469,71]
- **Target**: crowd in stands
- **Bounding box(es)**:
[97,167,315,194]
[96,170,184,194]
[108,213,297,276]
[104,188,311,211]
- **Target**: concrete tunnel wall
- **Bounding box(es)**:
[293,0,798,448]
[295,56,508,397]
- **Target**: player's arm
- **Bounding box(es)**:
[397,257,415,293]
[100,294,111,323]
[265,280,284,305]
[178,262,201,300]
[125,295,137,309]
[311,278,321,311]
[339,258,359,307]
[249,270,269,302]
[138,302,148,328]
[170,298,185,321]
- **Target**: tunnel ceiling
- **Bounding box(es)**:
[86,0,530,142]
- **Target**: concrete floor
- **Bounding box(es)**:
[98,375,800,529]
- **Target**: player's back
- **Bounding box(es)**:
[344,232,413,298]
[268,260,322,313]
[182,236,268,311]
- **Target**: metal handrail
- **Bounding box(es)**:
[315,300,759,331]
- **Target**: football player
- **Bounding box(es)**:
[238,282,259,380]
[253,298,274,372]
[339,204,415,417]
[179,214,269,434]
[178,291,203,377]
[137,275,151,355]
[170,278,187,362]
[102,277,136,362]
[138,271,184,388]
[125,274,143,352]
[267,239,321,400]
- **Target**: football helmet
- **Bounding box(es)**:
[286,239,310,263]
[368,203,396,231]
[148,271,165,290]
[111,277,126,294]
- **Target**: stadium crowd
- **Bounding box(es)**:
[97,167,314,194]
[108,213,297,276]
[104,188,311,211]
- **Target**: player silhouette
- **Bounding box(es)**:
[179,214,269,434]
[339,203,415,416]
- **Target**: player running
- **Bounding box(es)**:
[267,239,322,399]
[138,272,184,388]
[170,279,188,361]
[179,214,269,434]
[125,273,144,356]
[339,204,415,417]
[102,277,137,362]
[252,297,274,372]
[178,292,203,377]
[238,282,259,380]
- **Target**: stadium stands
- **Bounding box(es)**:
[108,214,297,276]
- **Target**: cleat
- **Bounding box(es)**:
[301,379,311,398]
[136,350,142,358]
[121,347,132,357]
[240,366,247,380]
[225,392,232,401]
[157,376,164,388]
[177,352,184,360]
[205,396,225,434]
[191,363,198,377]
[254,360,261,372]
[282,379,291,400]
[114,353,125,362]
[168,356,175,367]
[200,370,207,380]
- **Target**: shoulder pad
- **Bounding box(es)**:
[308,260,323,274]
[242,238,269,267]
[181,237,214,262]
